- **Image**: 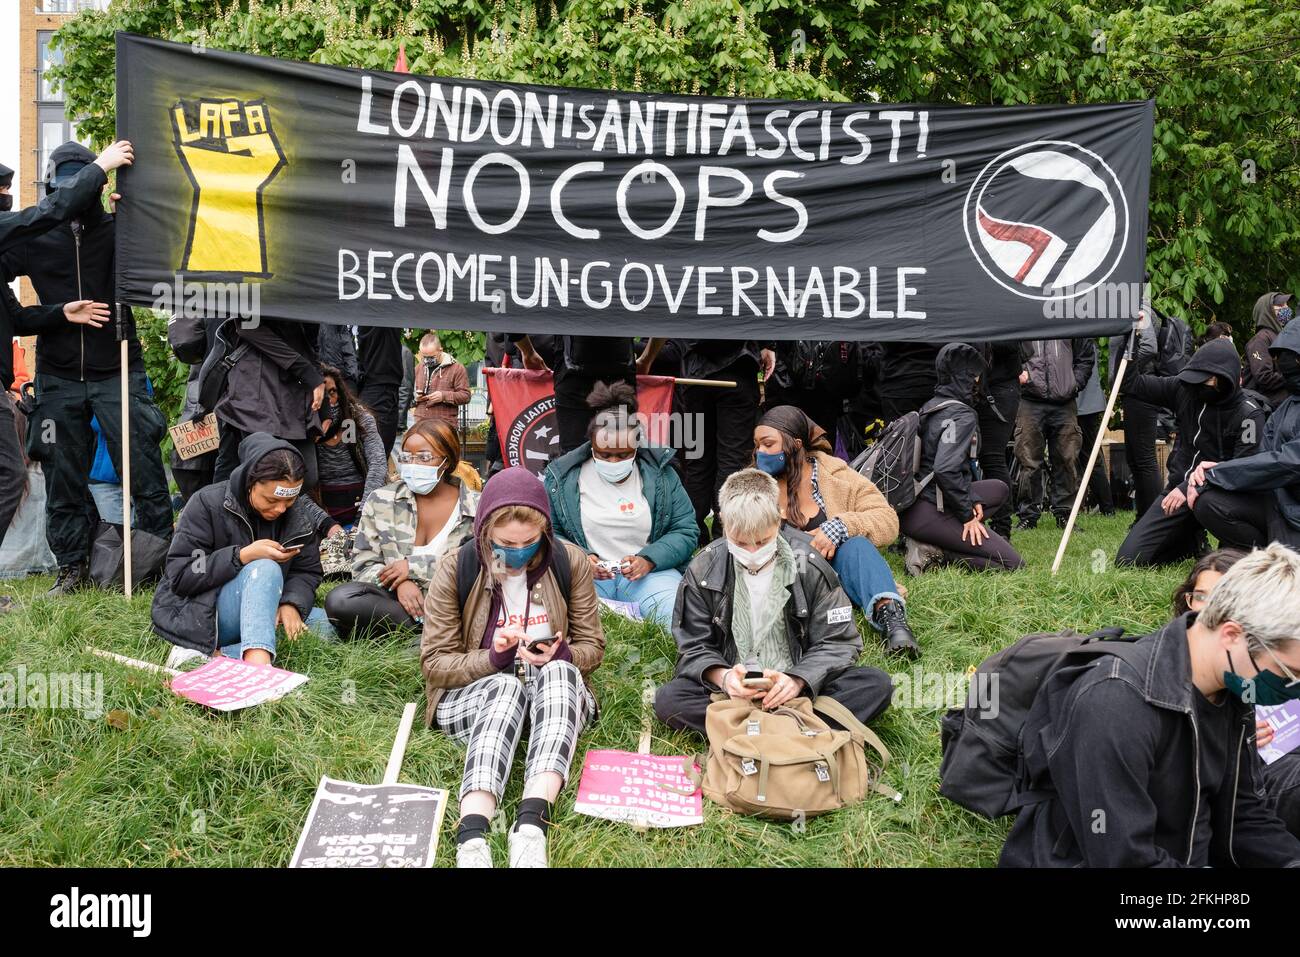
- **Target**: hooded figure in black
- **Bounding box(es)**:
[0,153,122,603]
[1,142,173,596]
[1192,321,1300,549]
[0,162,13,212]
[1241,291,1294,409]
[1115,338,1268,566]
[151,433,326,661]
[897,343,1024,573]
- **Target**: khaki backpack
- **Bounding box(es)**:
[686,695,900,819]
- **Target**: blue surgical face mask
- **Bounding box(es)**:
[592,455,635,483]
[400,463,441,494]
[755,450,787,476]
[492,537,542,569]
[1223,649,1300,706]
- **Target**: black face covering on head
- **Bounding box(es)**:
[1276,352,1300,393]
[1192,381,1229,405]
[0,195,11,213]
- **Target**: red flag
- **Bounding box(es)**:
[485,369,675,476]
[393,42,408,73]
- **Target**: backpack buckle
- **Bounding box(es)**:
[740,759,757,776]
[814,762,830,783]
[746,719,761,736]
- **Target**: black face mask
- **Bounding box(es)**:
[1276,352,1300,394]
[0,194,11,213]
[1192,382,1228,405]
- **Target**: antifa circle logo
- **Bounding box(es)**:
[506,398,561,475]
[171,98,286,279]
[963,141,1129,301]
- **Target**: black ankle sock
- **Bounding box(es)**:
[516,797,551,835]
[456,814,490,845]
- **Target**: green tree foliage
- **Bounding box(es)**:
[50,0,1300,421]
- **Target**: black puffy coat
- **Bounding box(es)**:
[151,433,322,653]
[215,318,323,440]
[1121,337,1267,492]
[917,343,985,523]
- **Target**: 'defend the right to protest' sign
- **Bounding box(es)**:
[574,749,703,828]
[116,32,1153,342]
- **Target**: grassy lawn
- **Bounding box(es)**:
[0,513,1184,867]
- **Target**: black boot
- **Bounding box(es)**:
[47,561,88,597]
[874,599,920,660]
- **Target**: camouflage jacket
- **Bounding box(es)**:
[351,478,478,587]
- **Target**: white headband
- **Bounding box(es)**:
[273,484,301,498]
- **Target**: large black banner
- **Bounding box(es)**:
[115,32,1154,340]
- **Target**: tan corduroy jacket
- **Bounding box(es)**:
[810,451,899,547]
[419,539,605,727]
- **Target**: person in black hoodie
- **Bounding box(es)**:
[1189,320,1300,550]
[1241,290,1294,410]
[0,144,130,603]
[2,142,174,596]
[211,317,325,490]
[975,341,1023,540]
[0,162,13,211]
[898,343,1024,573]
[152,433,331,666]
[878,341,944,421]
[1000,544,1300,867]
[1114,338,1267,566]
[356,324,404,452]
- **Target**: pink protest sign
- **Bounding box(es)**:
[170,656,309,711]
[574,749,702,828]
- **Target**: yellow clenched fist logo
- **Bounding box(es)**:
[172,98,286,278]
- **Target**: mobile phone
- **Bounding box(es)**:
[741,659,770,690]
[525,636,553,653]
[596,559,622,575]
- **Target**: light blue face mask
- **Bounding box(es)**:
[593,455,635,483]
[400,463,441,494]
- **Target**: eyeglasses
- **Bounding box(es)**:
[1188,591,1210,609]
[1254,639,1300,688]
[396,451,446,466]
[325,387,339,398]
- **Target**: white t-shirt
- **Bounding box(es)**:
[578,458,652,563]
[493,570,553,648]
[409,501,461,561]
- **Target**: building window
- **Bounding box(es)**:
[37,31,63,103]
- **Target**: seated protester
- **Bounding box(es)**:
[1188,320,1300,551]
[297,365,389,537]
[1115,337,1267,566]
[151,433,333,667]
[753,405,919,658]
[898,343,1024,574]
[1000,544,1300,868]
[325,419,478,640]
[654,468,893,735]
[542,381,697,627]
[420,466,604,869]
[1173,548,1300,839]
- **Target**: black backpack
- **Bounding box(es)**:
[454,540,572,612]
[1155,313,1193,377]
[848,399,965,512]
[195,318,250,415]
[938,627,1140,819]
[788,341,859,397]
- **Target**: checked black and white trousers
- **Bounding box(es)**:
[434,660,594,801]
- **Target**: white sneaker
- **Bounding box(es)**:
[904,538,945,577]
[456,837,494,868]
[508,823,549,868]
[165,645,209,671]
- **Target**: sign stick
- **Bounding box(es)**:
[119,331,133,598]
[88,646,181,677]
[382,702,419,785]
[1052,349,1131,576]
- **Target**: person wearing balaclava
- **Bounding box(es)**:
[1241,291,1295,409]
[420,465,605,868]
[325,417,479,640]
[1115,337,1268,566]
[0,141,134,609]
[0,162,13,212]
[999,543,1300,868]
[1189,320,1300,550]
[898,343,1025,574]
[1,141,174,597]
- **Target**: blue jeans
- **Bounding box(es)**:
[217,559,335,661]
[594,568,682,626]
[830,536,903,630]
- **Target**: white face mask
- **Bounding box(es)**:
[592,455,635,484]
[728,537,779,573]
[400,463,441,494]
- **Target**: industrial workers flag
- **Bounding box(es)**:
[485,368,675,476]
[114,33,1154,341]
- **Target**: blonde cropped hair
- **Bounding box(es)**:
[718,468,782,542]
[1198,543,1300,651]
